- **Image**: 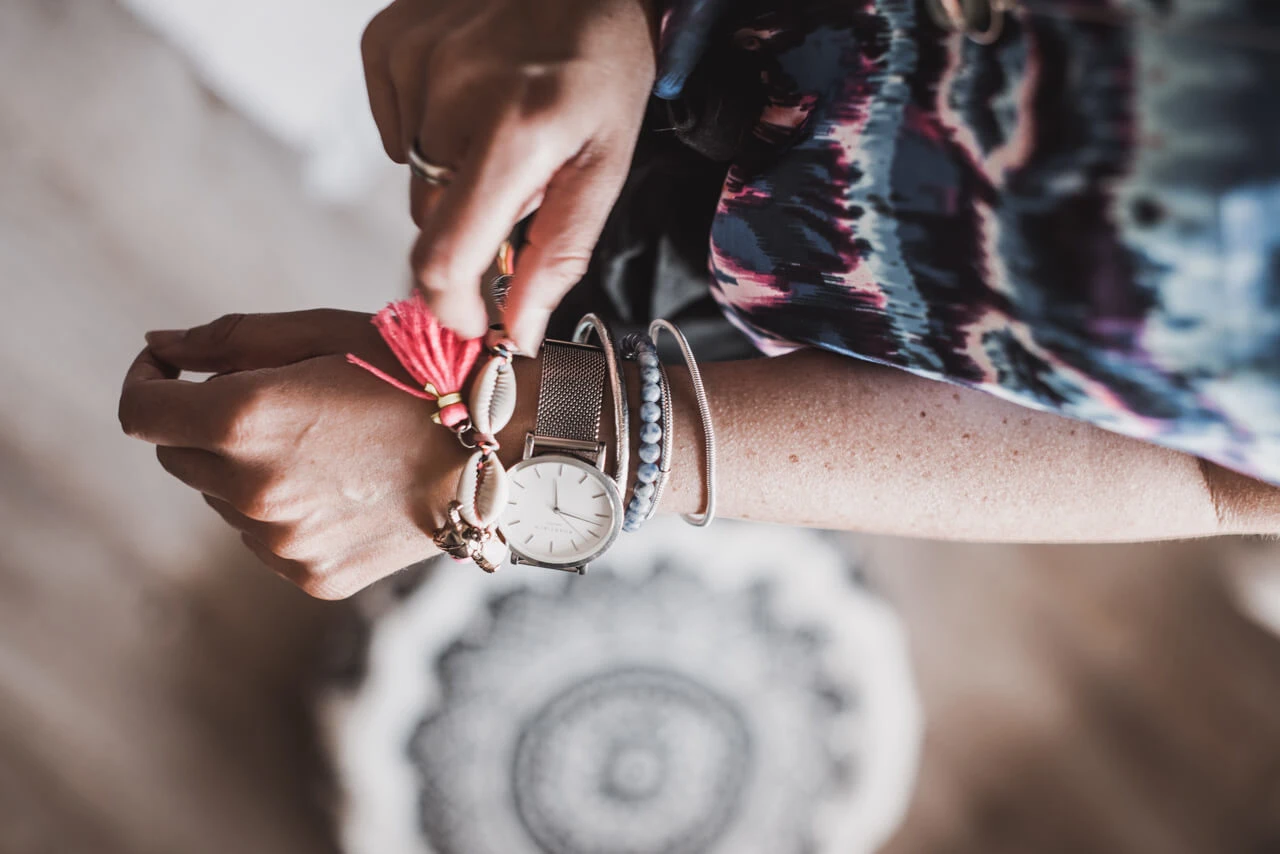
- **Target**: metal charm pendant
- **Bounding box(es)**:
[432,500,508,574]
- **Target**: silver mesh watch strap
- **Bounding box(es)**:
[534,341,606,445]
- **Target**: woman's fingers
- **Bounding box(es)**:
[504,138,634,352]
[413,100,572,337]
[206,499,329,592]
[408,79,478,230]
[410,64,641,351]
[144,309,383,374]
[155,448,288,526]
[390,23,445,165]
[121,344,178,383]
[119,348,235,448]
[361,3,420,163]
[203,493,278,543]
[409,173,448,230]
[361,0,656,345]
[237,530,358,600]
[156,447,232,499]
[237,531,314,590]
[363,56,404,162]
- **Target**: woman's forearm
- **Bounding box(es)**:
[630,350,1279,542]
[496,346,1279,542]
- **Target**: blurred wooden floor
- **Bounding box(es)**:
[868,537,1280,854]
[0,2,1278,853]
[0,1,408,852]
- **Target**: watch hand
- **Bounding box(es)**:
[557,509,598,525]
[555,511,589,538]
[553,478,559,512]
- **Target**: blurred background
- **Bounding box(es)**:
[2,1,1279,852]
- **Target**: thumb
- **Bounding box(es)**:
[145,309,383,373]
[503,149,628,354]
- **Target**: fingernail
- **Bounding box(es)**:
[458,320,488,340]
[432,305,487,340]
[510,309,551,356]
[429,295,491,341]
[145,329,187,348]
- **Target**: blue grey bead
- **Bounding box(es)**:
[639,422,662,444]
[623,521,640,533]
[637,351,660,369]
[641,366,662,386]
[637,462,659,483]
[624,509,644,527]
[641,382,661,403]
[634,481,655,500]
[631,494,652,514]
[640,402,661,423]
[638,443,661,464]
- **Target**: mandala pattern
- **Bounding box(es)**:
[509,667,751,854]
[319,521,920,854]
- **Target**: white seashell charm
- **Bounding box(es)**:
[456,451,510,528]
[469,356,518,437]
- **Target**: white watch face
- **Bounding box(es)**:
[500,454,622,568]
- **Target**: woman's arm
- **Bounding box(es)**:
[500,348,1280,542]
[127,312,1280,600]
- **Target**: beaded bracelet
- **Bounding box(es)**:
[618,333,669,531]
[650,361,675,517]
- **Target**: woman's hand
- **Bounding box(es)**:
[119,311,468,599]
[361,0,657,352]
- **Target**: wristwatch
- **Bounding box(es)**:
[499,340,624,573]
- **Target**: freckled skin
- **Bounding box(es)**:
[574,350,1280,542]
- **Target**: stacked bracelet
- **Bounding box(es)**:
[573,314,629,491]
[429,332,519,573]
[650,361,675,518]
[619,333,669,531]
[349,259,526,574]
[650,319,716,527]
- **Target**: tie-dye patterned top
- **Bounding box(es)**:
[657,0,1280,485]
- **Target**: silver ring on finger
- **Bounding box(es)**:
[408,141,455,186]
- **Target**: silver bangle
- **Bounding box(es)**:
[649,319,716,527]
[573,314,629,493]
